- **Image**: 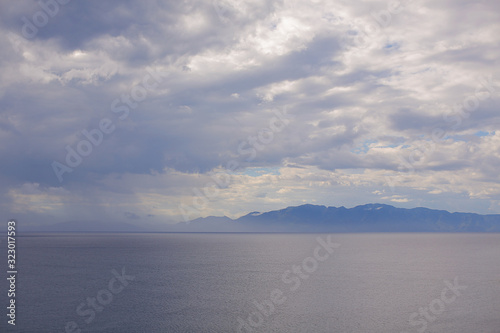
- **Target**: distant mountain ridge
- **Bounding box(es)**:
[176,203,500,233]
[24,204,500,232]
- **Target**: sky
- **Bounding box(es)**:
[0,0,499,228]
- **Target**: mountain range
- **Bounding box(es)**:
[25,203,500,232]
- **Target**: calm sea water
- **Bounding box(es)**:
[1,233,499,332]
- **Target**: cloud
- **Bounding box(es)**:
[381,195,410,203]
[0,0,499,225]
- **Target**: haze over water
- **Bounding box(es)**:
[2,232,499,332]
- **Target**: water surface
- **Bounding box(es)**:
[1,233,499,332]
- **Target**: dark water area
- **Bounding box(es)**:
[1,233,499,332]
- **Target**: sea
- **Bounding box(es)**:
[1,233,499,332]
